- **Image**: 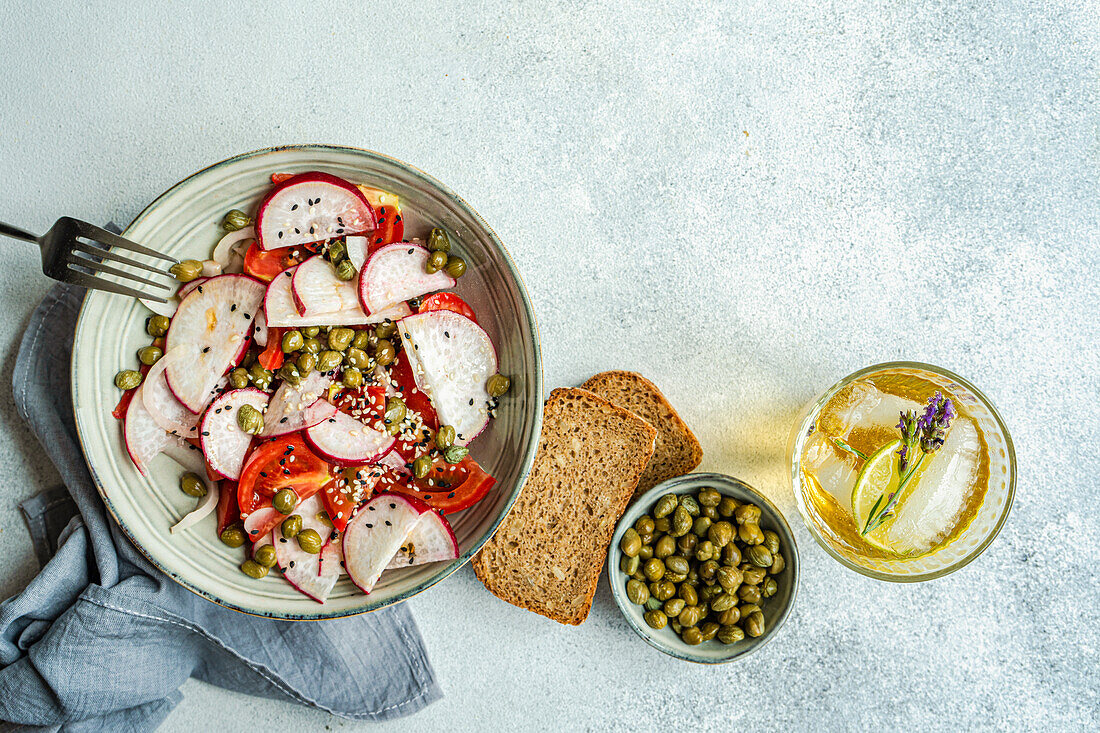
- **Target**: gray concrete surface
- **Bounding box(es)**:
[1,0,1098,730]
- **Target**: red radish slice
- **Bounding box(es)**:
[385,509,458,570]
[264,266,411,328]
[243,506,283,541]
[319,537,344,578]
[261,371,336,437]
[346,235,369,271]
[397,311,497,446]
[177,276,210,301]
[200,388,270,480]
[124,383,184,476]
[358,244,455,314]
[164,274,265,412]
[141,350,200,439]
[255,172,376,250]
[251,309,268,347]
[292,255,363,315]
[342,492,431,594]
[303,407,395,464]
[273,495,341,602]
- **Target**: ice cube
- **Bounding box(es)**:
[883,417,981,553]
[818,381,921,439]
[801,432,859,506]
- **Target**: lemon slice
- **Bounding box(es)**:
[851,439,904,552]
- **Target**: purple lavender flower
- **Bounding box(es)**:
[917,392,955,454]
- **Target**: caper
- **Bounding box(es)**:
[486,373,511,398]
[169,259,204,282]
[318,350,343,373]
[328,327,355,351]
[296,352,317,376]
[654,516,671,533]
[620,528,642,557]
[411,455,432,479]
[679,583,698,606]
[739,603,761,619]
[273,488,298,514]
[638,530,653,546]
[345,347,370,368]
[630,515,653,535]
[670,506,692,537]
[219,525,247,548]
[281,330,304,353]
[114,369,142,390]
[334,259,356,281]
[763,529,781,554]
[425,249,449,274]
[763,577,778,598]
[718,625,745,644]
[746,545,773,568]
[240,560,269,579]
[692,516,712,538]
[281,514,302,540]
[718,496,740,517]
[679,494,700,516]
[277,362,301,386]
[701,505,718,520]
[769,553,786,575]
[699,621,720,641]
[653,494,678,519]
[638,545,654,561]
[326,239,348,263]
[739,522,765,546]
[699,560,719,583]
[652,581,676,601]
[698,487,722,507]
[677,533,697,556]
[228,367,250,389]
[717,607,741,626]
[296,528,323,554]
[248,363,273,389]
[643,558,665,581]
[301,337,322,355]
[711,591,738,613]
[137,345,163,366]
[444,255,467,278]
[373,339,396,366]
[744,610,765,638]
[221,208,252,231]
[146,315,170,337]
[694,540,716,563]
[179,472,206,498]
[678,605,702,628]
[236,403,264,435]
[620,554,640,575]
[444,445,470,465]
[644,610,668,630]
[698,584,718,602]
[735,504,762,525]
[254,544,277,568]
[717,565,743,590]
[722,543,742,566]
[742,565,767,585]
[665,555,691,576]
[385,396,407,427]
[654,535,676,559]
[665,571,687,584]
[626,579,649,605]
[663,598,686,617]
[302,326,320,338]
[428,227,451,253]
[738,584,762,604]
[680,626,703,645]
[341,367,363,388]
[644,597,661,612]
[633,571,646,582]
[708,521,734,548]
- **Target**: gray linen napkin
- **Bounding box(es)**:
[0,281,441,730]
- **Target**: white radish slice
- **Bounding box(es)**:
[303,407,395,464]
[255,172,375,250]
[261,371,336,437]
[319,538,344,578]
[124,383,181,476]
[244,506,283,543]
[177,276,209,301]
[164,274,265,412]
[273,495,340,602]
[291,255,362,315]
[141,350,200,439]
[251,309,268,347]
[342,493,431,594]
[385,510,458,570]
[264,266,412,328]
[358,244,454,314]
[199,388,270,480]
[212,225,255,268]
[397,311,497,446]
[346,235,369,271]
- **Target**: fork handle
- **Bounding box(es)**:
[0,221,38,243]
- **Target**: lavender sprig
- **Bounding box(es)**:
[861,392,955,536]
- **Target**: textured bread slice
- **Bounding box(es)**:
[472,388,657,625]
[581,371,703,497]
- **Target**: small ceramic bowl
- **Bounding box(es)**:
[607,473,799,663]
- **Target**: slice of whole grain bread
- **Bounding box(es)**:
[471,387,657,625]
[581,371,703,497]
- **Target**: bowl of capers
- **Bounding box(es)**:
[607,473,798,663]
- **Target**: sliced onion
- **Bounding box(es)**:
[212,226,255,268]
[202,259,223,277]
[162,441,219,534]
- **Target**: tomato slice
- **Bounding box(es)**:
[216,480,240,534]
[358,188,404,253]
[271,172,295,184]
[237,434,332,514]
[243,242,307,283]
[419,293,477,323]
[257,327,284,371]
[390,348,438,431]
[395,456,495,514]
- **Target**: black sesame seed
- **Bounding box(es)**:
[280,417,288,423]
[260,471,267,477]
[366,523,373,528]
[197,286,203,294]
[289,561,295,568]
[368,506,375,511]
[294,228,300,234]
[231,304,237,312]
[448,492,455,499]
[203,347,210,353]
[201,431,210,436]
[389,503,395,509]
[385,520,391,526]
[407,249,413,254]
[291,204,298,210]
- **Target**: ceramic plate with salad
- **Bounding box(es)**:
[71,146,542,618]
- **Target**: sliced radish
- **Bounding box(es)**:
[261,371,336,437]
[255,172,376,250]
[243,506,283,542]
[124,382,183,476]
[264,266,412,328]
[164,275,265,412]
[397,311,497,445]
[292,255,363,315]
[378,450,410,474]
[200,388,269,480]
[251,309,268,347]
[346,235,369,271]
[319,538,344,578]
[303,407,394,464]
[141,350,200,439]
[358,244,455,314]
[273,495,340,602]
[385,510,458,570]
[177,276,209,301]
[342,492,432,594]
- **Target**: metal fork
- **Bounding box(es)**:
[0,217,178,302]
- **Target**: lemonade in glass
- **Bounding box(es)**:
[788,362,1015,581]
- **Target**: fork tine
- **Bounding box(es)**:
[73,241,175,277]
[65,253,173,290]
[69,219,178,263]
[64,270,170,303]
